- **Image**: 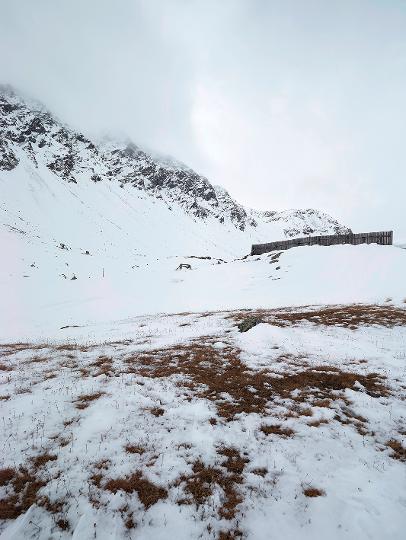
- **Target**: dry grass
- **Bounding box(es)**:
[0,468,15,486]
[313,398,331,408]
[56,519,70,531]
[260,424,295,437]
[0,307,398,531]
[0,342,50,357]
[230,304,406,329]
[53,343,95,353]
[0,362,12,371]
[15,387,32,395]
[127,342,388,422]
[303,487,325,497]
[219,447,250,476]
[218,531,243,540]
[386,439,406,461]
[63,418,77,427]
[104,472,167,509]
[251,467,268,477]
[0,467,47,519]
[149,407,165,417]
[31,453,57,468]
[74,391,105,409]
[90,356,114,377]
[177,447,248,521]
[178,461,221,506]
[25,355,47,364]
[125,445,146,455]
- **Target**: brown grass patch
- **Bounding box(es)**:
[94,459,110,470]
[89,460,110,489]
[178,461,221,506]
[39,496,64,514]
[31,453,57,468]
[125,445,146,455]
[53,343,95,353]
[26,355,47,364]
[313,399,331,408]
[303,487,325,497]
[230,304,406,329]
[90,473,103,488]
[125,516,135,529]
[104,472,167,509]
[74,391,105,409]
[0,362,12,371]
[0,468,15,486]
[218,531,244,540]
[0,343,50,356]
[251,467,268,477]
[386,439,406,461]
[177,448,248,520]
[15,387,32,395]
[0,467,47,519]
[63,417,77,427]
[149,407,165,417]
[219,447,249,476]
[127,342,388,422]
[56,519,70,531]
[261,424,295,437]
[90,356,114,377]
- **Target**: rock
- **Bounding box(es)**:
[237,317,263,332]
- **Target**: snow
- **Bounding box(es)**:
[1,212,405,342]
[1,311,405,539]
[1,147,404,343]
[1,87,405,539]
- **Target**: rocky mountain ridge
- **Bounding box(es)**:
[0,84,350,240]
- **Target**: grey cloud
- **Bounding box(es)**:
[1,0,405,240]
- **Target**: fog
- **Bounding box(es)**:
[1,0,405,240]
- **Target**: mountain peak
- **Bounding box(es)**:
[0,86,351,242]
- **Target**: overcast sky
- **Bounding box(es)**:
[1,0,405,240]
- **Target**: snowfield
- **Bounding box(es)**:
[1,231,405,343]
[1,86,406,539]
[1,305,406,539]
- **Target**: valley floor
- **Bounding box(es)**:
[1,304,406,539]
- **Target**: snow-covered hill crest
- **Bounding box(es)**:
[0,84,350,251]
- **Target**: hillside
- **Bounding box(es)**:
[1,303,406,540]
[1,86,406,540]
[0,84,349,263]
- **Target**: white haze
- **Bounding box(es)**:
[1,0,405,241]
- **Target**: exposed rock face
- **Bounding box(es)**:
[0,84,351,237]
[260,208,350,238]
[0,140,19,170]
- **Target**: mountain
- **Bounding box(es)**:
[0,84,350,261]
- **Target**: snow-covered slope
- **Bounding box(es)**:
[1,87,406,540]
[1,304,406,540]
[0,84,350,265]
[2,84,404,343]
[1,240,405,342]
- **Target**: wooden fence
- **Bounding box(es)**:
[251,230,393,255]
